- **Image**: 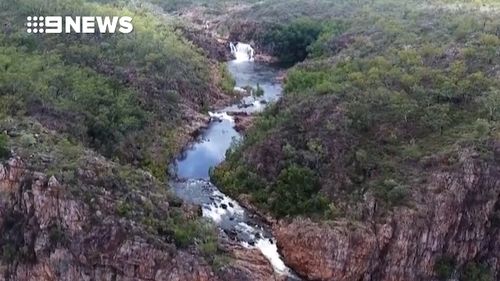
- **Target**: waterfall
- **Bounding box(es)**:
[229,42,254,62]
[173,55,301,280]
[173,179,298,278]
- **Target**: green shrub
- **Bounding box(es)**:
[254,83,264,97]
[0,133,9,160]
[171,221,200,248]
[169,217,217,249]
[462,262,493,281]
[0,0,217,181]
[308,21,349,57]
[116,201,132,217]
[434,256,456,280]
[148,212,222,266]
[270,165,328,217]
[219,63,236,94]
[374,179,409,206]
[266,18,324,63]
[48,224,68,247]
[400,144,423,161]
[216,0,500,220]
[1,244,17,263]
[19,133,36,147]
[0,211,34,263]
[473,119,491,139]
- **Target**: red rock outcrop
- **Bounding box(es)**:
[0,158,217,281]
[275,151,500,281]
[0,158,278,281]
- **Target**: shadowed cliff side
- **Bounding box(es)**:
[0,154,280,281]
[211,1,500,280]
[275,149,500,281]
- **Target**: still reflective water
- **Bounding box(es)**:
[171,57,298,278]
[173,61,282,179]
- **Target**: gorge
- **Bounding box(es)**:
[171,42,299,279]
[0,0,499,280]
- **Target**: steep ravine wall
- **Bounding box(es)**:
[0,158,280,281]
[0,158,217,281]
[275,150,500,281]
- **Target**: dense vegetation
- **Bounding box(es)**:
[0,133,9,160]
[0,0,231,266]
[0,116,224,266]
[435,257,493,281]
[213,0,500,220]
[2,0,499,277]
[0,0,230,180]
[263,18,326,64]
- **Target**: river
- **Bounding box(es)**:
[171,44,298,279]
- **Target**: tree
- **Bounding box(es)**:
[268,18,324,63]
[421,104,451,135]
[479,88,500,121]
[271,165,327,217]
[462,262,493,281]
[0,134,9,160]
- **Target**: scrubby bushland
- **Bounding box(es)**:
[0,117,226,272]
[212,3,500,278]
[218,0,368,61]
[0,133,9,160]
[434,257,494,281]
[0,0,230,180]
[0,47,146,159]
[0,0,233,270]
[259,18,348,64]
[212,0,500,219]
[263,18,325,64]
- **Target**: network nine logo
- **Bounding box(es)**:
[25,16,133,34]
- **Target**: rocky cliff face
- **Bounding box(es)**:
[0,157,216,281]
[275,150,500,281]
[0,157,278,281]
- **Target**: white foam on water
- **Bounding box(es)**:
[252,100,266,110]
[255,238,290,275]
[235,221,256,233]
[175,55,299,279]
[213,190,245,214]
[234,221,292,275]
[230,42,255,62]
[202,204,294,276]
[202,204,224,223]
[234,86,248,94]
[202,189,245,223]
[208,111,234,122]
[200,189,292,275]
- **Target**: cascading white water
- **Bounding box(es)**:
[230,42,255,62]
[173,50,300,280]
[174,179,296,277]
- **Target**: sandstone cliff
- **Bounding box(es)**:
[275,150,500,281]
[0,157,278,281]
[0,157,213,281]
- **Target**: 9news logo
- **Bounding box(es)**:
[26,16,133,34]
